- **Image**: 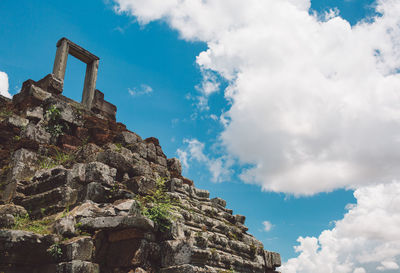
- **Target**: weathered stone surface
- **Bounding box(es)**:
[0,213,15,228]
[21,166,67,195]
[78,215,155,231]
[61,237,94,261]
[74,143,102,163]
[167,158,182,177]
[37,73,63,95]
[0,204,27,216]
[114,131,142,145]
[126,176,156,195]
[84,182,107,203]
[211,197,227,208]
[161,240,192,267]
[97,149,133,175]
[53,215,76,237]
[9,148,38,181]
[23,123,51,144]
[0,230,56,265]
[56,261,99,273]
[264,251,281,269]
[85,162,116,185]
[7,115,29,128]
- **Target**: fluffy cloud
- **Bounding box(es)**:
[113,0,400,196]
[0,71,11,99]
[281,182,400,273]
[128,84,153,96]
[262,220,273,232]
[177,139,232,182]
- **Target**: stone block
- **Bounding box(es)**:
[53,216,76,237]
[85,182,107,203]
[195,188,209,199]
[23,123,51,144]
[13,83,52,107]
[114,131,142,145]
[211,197,226,208]
[264,251,281,269]
[0,213,15,228]
[60,237,94,261]
[78,215,154,231]
[126,176,156,195]
[37,73,63,95]
[85,161,116,185]
[56,261,99,273]
[167,158,182,177]
[161,240,192,267]
[235,214,246,224]
[96,149,133,175]
[91,89,116,121]
[0,230,56,265]
[26,106,44,121]
[7,115,29,128]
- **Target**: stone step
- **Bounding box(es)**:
[18,167,67,196]
[20,186,76,216]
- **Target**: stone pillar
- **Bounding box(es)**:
[82,59,99,109]
[52,39,69,81]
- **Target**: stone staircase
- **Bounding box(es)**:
[0,64,281,272]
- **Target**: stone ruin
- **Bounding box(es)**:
[0,38,281,273]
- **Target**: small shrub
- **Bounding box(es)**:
[38,150,74,169]
[45,105,64,139]
[47,243,62,260]
[115,143,123,152]
[137,177,179,232]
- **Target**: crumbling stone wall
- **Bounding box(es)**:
[0,74,281,273]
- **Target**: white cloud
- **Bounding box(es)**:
[128,84,153,96]
[114,0,400,271]
[0,71,11,99]
[177,138,232,182]
[113,0,400,196]
[262,220,273,232]
[195,69,221,110]
[281,182,400,273]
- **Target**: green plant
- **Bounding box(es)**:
[13,135,21,141]
[74,222,91,236]
[47,243,62,260]
[0,109,12,118]
[12,213,52,235]
[228,231,238,241]
[45,105,64,139]
[38,150,73,169]
[55,150,73,165]
[137,178,179,232]
[38,157,57,169]
[115,143,123,152]
[45,105,61,120]
[60,205,70,218]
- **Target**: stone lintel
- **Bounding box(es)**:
[56,37,99,63]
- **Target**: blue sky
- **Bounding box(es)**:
[1,1,400,272]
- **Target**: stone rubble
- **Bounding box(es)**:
[0,73,281,272]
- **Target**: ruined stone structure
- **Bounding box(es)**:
[0,39,281,273]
